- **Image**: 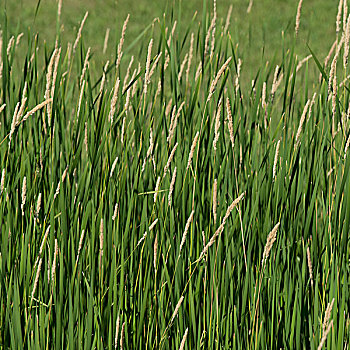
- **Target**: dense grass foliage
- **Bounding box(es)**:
[1,1,350,349]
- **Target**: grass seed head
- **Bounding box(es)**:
[295,0,303,37]
[73,12,89,53]
[337,0,344,35]
[186,131,200,171]
[103,28,110,54]
[21,176,27,216]
[168,167,177,206]
[213,178,218,224]
[261,222,280,267]
[272,140,281,181]
[170,296,184,324]
[179,328,189,350]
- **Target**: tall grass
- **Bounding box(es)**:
[0,0,350,349]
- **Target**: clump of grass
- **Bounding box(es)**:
[1,0,350,348]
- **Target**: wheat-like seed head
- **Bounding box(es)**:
[247,0,253,13]
[21,176,27,216]
[36,193,42,218]
[73,12,89,53]
[132,63,141,98]
[84,122,88,152]
[144,38,153,95]
[178,53,188,82]
[18,32,27,47]
[179,210,195,256]
[168,167,177,207]
[170,296,184,324]
[0,168,5,195]
[213,98,222,151]
[261,222,280,267]
[262,82,267,110]
[186,131,200,171]
[210,0,217,58]
[199,193,245,261]
[137,219,158,247]
[344,0,348,31]
[271,65,282,103]
[57,0,62,19]
[225,97,235,149]
[51,238,58,283]
[332,75,337,121]
[153,233,158,271]
[213,178,218,224]
[179,328,189,350]
[329,34,344,95]
[115,14,130,71]
[295,0,303,37]
[207,57,232,101]
[77,80,86,118]
[20,98,53,124]
[120,322,125,350]
[15,83,28,125]
[76,229,85,264]
[99,219,104,269]
[344,133,350,158]
[327,41,338,69]
[51,47,61,101]
[322,298,335,335]
[163,142,178,178]
[7,36,14,56]
[103,28,110,54]
[306,246,313,287]
[16,93,27,126]
[154,176,161,203]
[110,156,119,178]
[123,56,134,91]
[167,21,177,48]
[307,92,317,122]
[146,129,154,159]
[109,78,120,124]
[44,49,57,101]
[165,99,173,118]
[31,258,42,300]
[344,15,350,68]
[38,225,51,256]
[186,33,194,84]
[79,47,90,87]
[294,99,310,149]
[149,51,162,82]
[195,62,202,81]
[235,58,242,95]
[337,0,344,35]
[204,15,216,56]
[224,5,233,33]
[318,320,333,350]
[167,101,185,144]
[112,203,119,221]
[115,315,120,349]
[272,140,281,181]
[99,61,109,97]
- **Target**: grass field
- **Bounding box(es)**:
[4,0,337,74]
[1,0,350,349]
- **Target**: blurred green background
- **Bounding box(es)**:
[2,0,339,78]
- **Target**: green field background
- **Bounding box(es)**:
[4,0,337,76]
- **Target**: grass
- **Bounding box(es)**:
[0,0,350,349]
[3,0,337,74]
